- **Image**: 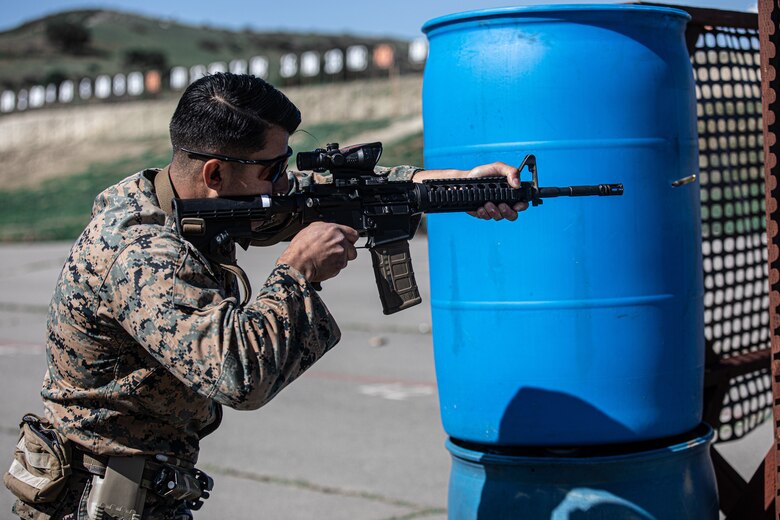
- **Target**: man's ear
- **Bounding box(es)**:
[201,159,222,191]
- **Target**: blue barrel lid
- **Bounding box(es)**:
[422,4,691,34]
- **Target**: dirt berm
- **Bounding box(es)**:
[0,75,422,189]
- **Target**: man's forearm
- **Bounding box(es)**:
[411,169,465,182]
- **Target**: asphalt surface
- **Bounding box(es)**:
[0,239,771,519]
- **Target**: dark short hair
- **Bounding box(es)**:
[169,73,301,156]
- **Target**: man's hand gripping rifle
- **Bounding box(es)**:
[172,142,623,314]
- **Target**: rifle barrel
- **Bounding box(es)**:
[538,184,624,198]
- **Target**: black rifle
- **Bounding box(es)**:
[173,142,623,314]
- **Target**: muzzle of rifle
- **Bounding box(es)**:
[537,184,624,197]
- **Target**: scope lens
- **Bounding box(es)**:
[296,151,323,171]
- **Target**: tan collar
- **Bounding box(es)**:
[154,165,176,216]
[154,165,253,306]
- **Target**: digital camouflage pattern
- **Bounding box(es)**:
[42,164,420,463]
[43,166,403,463]
[298,164,422,188]
[33,163,420,518]
[377,165,422,182]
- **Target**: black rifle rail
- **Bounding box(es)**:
[418,178,622,210]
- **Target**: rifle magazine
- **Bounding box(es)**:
[369,241,422,315]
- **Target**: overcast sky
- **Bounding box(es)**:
[2,0,760,39]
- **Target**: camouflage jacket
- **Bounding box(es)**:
[42,165,420,463]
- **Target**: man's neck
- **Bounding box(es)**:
[168,163,209,199]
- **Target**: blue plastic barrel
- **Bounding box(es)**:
[423,5,702,445]
[446,424,718,519]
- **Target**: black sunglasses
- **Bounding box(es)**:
[181,146,293,183]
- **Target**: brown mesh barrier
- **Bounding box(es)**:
[758,0,780,512]
[638,4,771,447]
[690,21,773,442]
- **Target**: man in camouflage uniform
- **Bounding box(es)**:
[10,73,526,519]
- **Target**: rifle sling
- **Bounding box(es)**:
[153,166,176,216]
[217,263,252,307]
[154,167,252,307]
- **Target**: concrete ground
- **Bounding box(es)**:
[0,239,771,519]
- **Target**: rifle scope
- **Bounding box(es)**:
[296,142,382,173]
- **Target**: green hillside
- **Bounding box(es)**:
[0,9,412,89]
